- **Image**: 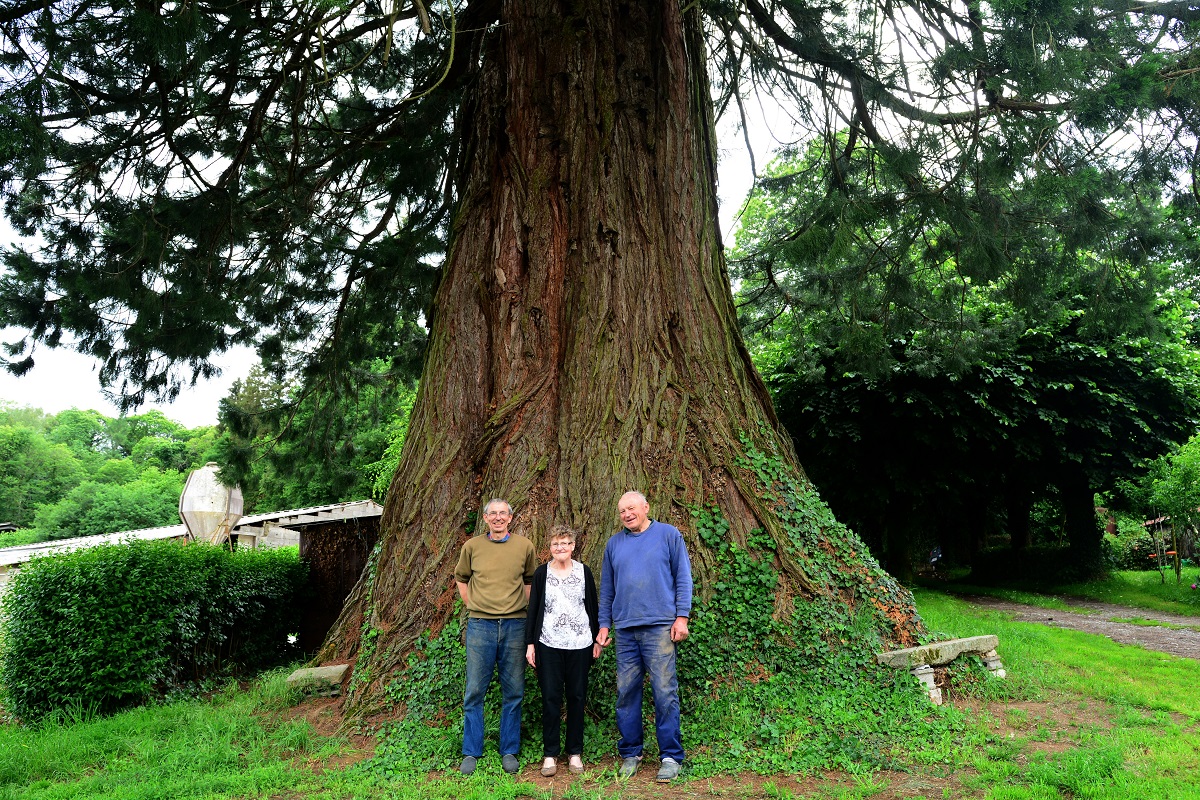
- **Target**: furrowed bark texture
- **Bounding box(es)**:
[319,0,921,713]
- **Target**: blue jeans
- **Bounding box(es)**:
[462,617,526,757]
[614,624,684,761]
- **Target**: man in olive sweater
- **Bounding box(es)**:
[454,497,538,776]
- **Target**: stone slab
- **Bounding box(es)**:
[876,635,1000,669]
[286,664,349,695]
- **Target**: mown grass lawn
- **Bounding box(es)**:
[916,589,1200,800]
[3,578,1200,799]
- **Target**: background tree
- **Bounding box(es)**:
[6,0,1200,715]
[44,409,115,465]
[732,121,1200,577]
[0,421,83,528]
[214,362,416,511]
[29,468,185,541]
[1113,434,1200,578]
[0,405,216,540]
[754,315,1200,580]
[213,316,426,511]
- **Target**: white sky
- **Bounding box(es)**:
[0,100,792,429]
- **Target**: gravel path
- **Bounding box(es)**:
[962,595,1200,660]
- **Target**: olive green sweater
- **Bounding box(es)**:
[453,534,538,618]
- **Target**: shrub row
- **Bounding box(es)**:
[0,539,307,721]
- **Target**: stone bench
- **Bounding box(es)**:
[876,635,1004,705]
[285,664,349,697]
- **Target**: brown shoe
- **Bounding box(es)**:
[540,757,557,776]
[568,755,584,774]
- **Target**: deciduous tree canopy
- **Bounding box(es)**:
[0,403,216,539]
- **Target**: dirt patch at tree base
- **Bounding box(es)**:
[519,767,972,799]
[269,684,1126,798]
[274,695,377,772]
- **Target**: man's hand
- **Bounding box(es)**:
[596,627,611,647]
[526,644,536,667]
[670,616,689,642]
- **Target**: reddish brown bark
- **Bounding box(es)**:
[318,0,920,713]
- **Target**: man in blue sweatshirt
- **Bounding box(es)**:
[596,491,693,782]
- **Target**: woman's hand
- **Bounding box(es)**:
[526,643,536,667]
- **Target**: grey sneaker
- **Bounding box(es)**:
[502,753,520,774]
[656,757,681,782]
[459,755,477,775]
[618,756,641,778]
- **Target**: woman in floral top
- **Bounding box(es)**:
[525,525,601,776]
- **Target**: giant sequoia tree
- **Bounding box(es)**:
[4,0,1200,714]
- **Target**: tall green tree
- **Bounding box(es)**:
[214,361,414,511]
[0,402,52,433]
[0,424,83,527]
[44,409,114,464]
[1147,438,1200,530]
[209,312,426,511]
[1130,433,1200,580]
[106,410,186,456]
[734,147,1200,577]
[5,0,1200,713]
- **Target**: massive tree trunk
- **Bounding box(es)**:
[1006,471,1033,553]
[318,0,921,715]
[1061,464,1103,575]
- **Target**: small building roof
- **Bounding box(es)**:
[238,499,384,529]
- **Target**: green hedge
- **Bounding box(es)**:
[0,540,307,721]
[1104,525,1160,571]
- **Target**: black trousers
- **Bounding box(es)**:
[535,642,592,757]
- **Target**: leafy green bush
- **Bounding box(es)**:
[0,529,41,549]
[0,540,307,721]
[29,469,185,541]
[1103,515,1159,571]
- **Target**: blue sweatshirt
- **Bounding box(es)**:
[598,520,693,629]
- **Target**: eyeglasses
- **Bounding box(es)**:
[550,542,574,549]
[484,511,511,518]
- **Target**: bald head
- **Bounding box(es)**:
[617,491,651,533]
